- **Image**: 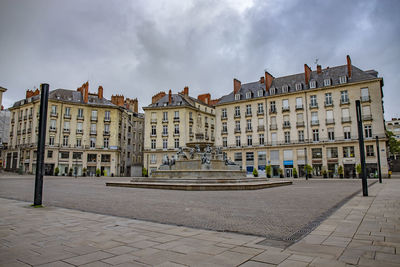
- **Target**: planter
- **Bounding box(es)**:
[267,174,271,178]
[294,174,298,178]
[280,174,284,178]
[340,174,344,179]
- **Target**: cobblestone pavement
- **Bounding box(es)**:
[0,179,399,266]
[0,175,373,241]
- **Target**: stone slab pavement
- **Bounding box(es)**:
[0,180,399,266]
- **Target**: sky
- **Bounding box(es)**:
[0,0,399,120]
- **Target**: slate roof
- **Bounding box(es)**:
[146,93,213,108]
[218,64,380,105]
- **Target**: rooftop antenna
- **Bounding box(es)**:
[314,58,319,65]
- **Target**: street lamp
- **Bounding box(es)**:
[304,147,308,180]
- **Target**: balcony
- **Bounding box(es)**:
[311,120,319,126]
[29,114,33,119]
[204,122,209,127]
[104,117,111,123]
[340,98,350,105]
[11,118,15,123]
[342,117,351,123]
[245,112,252,117]
[27,128,31,134]
[173,117,180,122]
[257,110,264,115]
[103,131,110,136]
[309,103,318,109]
[205,135,209,140]
[362,114,373,121]
[50,112,58,118]
[76,129,83,134]
[18,117,22,121]
[173,132,180,137]
[234,128,241,134]
[162,132,168,137]
[211,124,214,129]
[257,125,265,132]
[150,118,157,124]
[90,130,97,135]
[91,116,98,122]
[282,107,290,112]
[23,115,27,120]
[324,101,333,107]
[283,122,291,129]
[246,128,253,133]
[77,115,84,120]
[361,95,371,102]
[22,129,26,134]
[326,118,335,125]
[295,104,303,110]
[162,119,168,123]
[189,117,193,123]
[234,113,241,118]
[221,130,228,135]
[64,114,71,119]
[211,136,215,141]
[296,121,305,127]
[49,127,57,132]
[189,132,194,137]
[270,124,277,130]
[269,108,277,114]
[63,128,70,133]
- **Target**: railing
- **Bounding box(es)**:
[309,103,318,109]
[221,130,228,135]
[205,122,209,127]
[189,118,193,123]
[63,128,70,133]
[245,112,252,117]
[90,130,97,135]
[77,115,84,120]
[324,101,333,107]
[269,108,277,114]
[283,122,291,128]
[49,127,57,132]
[234,129,241,133]
[104,117,111,122]
[76,129,83,134]
[234,113,241,118]
[282,107,290,112]
[296,121,305,127]
[162,119,168,123]
[173,117,180,122]
[257,126,265,132]
[342,117,351,123]
[326,118,335,124]
[362,114,373,121]
[103,131,110,136]
[311,120,319,126]
[151,119,157,123]
[257,110,264,115]
[64,114,71,119]
[295,104,303,110]
[50,112,58,117]
[91,116,98,122]
[340,98,349,105]
[270,124,277,130]
[361,95,371,102]
[246,128,253,133]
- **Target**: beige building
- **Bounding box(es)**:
[143,87,217,174]
[386,118,400,141]
[6,82,143,176]
[0,86,10,169]
[215,56,388,178]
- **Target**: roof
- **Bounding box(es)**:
[146,93,214,109]
[217,64,380,105]
[0,86,7,92]
[11,88,118,108]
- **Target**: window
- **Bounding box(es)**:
[270,87,276,95]
[50,119,57,130]
[78,108,83,118]
[344,126,351,140]
[105,110,110,120]
[174,111,179,119]
[364,125,372,138]
[76,138,81,147]
[151,125,156,136]
[87,154,96,162]
[313,129,319,142]
[163,139,168,149]
[270,101,276,112]
[326,110,334,123]
[77,122,83,133]
[259,134,264,145]
[284,132,290,144]
[296,97,303,109]
[174,124,179,134]
[247,119,252,130]
[47,150,53,158]
[65,107,71,116]
[91,110,97,119]
[163,112,168,121]
[325,93,332,105]
[51,105,57,115]
[235,94,241,100]
[101,154,111,162]
[236,136,241,147]
[246,104,252,115]
[247,135,252,146]
[150,154,157,164]
[104,138,109,148]
[90,137,96,148]
[283,115,290,127]
[282,85,289,93]
[234,152,242,162]
[342,108,350,122]
[258,118,264,127]
[246,152,254,162]
[271,132,277,144]
[343,146,355,158]
[234,106,240,117]
[327,147,338,158]
[257,103,264,113]
[235,120,241,131]
[282,99,289,110]
[328,128,335,141]
[310,80,316,88]
[341,91,349,103]
[366,145,374,157]
[222,108,227,118]
[246,91,252,99]
[223,137,227,147]
[104,124,110,134]
[361,87,369,101]
[324,79,331,86]
[60,151,69,159]
[90,123,96,134]
[174,138,179,148]
[297,113,303,123]
[162,125,168,135]
[339,76,347,84]
[151,139,156,149]
[49,136,55,146]
[257,90,263,97]
[310,95,317,107]
[64,121,70,131]
[311,112,318,124]
[222,122,227,132]
[295,83,302,91]
[312,148,322,159]
[298,130,304,142]
[63,135,68,146]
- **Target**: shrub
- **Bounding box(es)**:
[82,168,87,177]
[68,168,73,176]
[253,168,258,177]
[338,165,344,178]
[293,168,298,178]
[96,168,101,177]
[265,165,271,178]
[142,167,148,177]
[279,168,284,178]
[54,167,59,176]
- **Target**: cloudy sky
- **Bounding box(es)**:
[0,0,399,119]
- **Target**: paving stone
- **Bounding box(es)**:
[277,259,308,267]
[80,261,113,267]
[63,251,114,265]
[287,254,314,263]
[104,245,139,255]
[375,252,400,263]
[239,261,276,267]
[154,261,187,267]
[251,251,291,265]
[36,261,75,267]
[101,253,140,265]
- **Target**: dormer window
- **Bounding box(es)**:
[257,90,263,97]
[282,85,289,93]
[324,78,331,87]
[270,87,276,95]
[295,83,302,91]
[309,80,316,89]
[339,76,347,84]
[235,94,241,101]
[246,91,252,99]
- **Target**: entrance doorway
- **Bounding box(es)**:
[285,168,293,178]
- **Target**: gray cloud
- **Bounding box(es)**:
[0,0,399,119]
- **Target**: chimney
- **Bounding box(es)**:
[264,71,274,92]
[346,55,352,78]
[151,91,166,104]
[233,78,241,94]
[97,86,103,99]
[111,94,124,107]
[133,98,138,113]
[26,89,33,99]
[168,89,172,104]
[198,93,211,105]
[259,76,265,84]
[183,86,189,95]
[83,82,89,103]
[317,65,322,74]
[304,64,312,85]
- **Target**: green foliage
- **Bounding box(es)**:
[142,167,148,177]
[253,168,258,177]
[356,164,362,174]
[304,164,312,174]
[68,168,73,176]
[265,165,271,176]
[293,168,298,176]
[54,167,59,176]
[96,168,101,176]
[321,167,327,176]
[279,168,283,175]
[338,165,344,175]
[387,130,400,155]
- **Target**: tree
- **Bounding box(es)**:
[387,130,400,157]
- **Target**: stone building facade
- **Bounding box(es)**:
[215,56,388,177]
[0,86,10,169]
[5,83,143,176]
[143,87,217,174]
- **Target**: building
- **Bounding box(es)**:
[0,86,10,170]
[386,118,400,141]
[143,87,218,174]
[5,82,143,176]
[215,55,388,178]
